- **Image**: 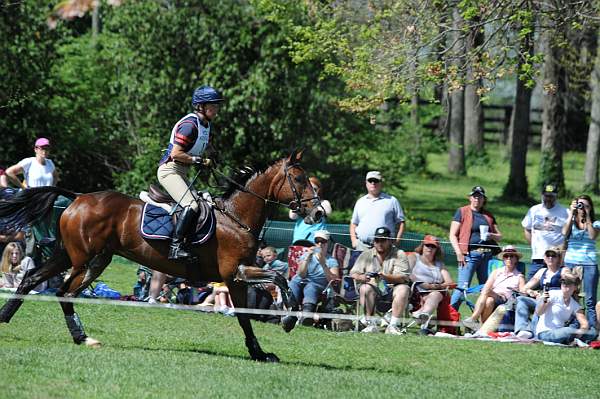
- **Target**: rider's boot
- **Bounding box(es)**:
[168,206,197,261]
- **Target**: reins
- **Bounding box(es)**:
[207,161,317,232]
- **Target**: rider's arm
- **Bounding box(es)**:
[170,144,195,165]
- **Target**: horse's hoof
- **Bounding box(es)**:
[264,353,279,363]
[253,352,279,363]
[281,315,297,333]
[84,337,102,348]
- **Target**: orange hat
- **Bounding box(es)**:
[422,235,440,248]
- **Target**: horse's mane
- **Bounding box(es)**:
[220,159,282,199]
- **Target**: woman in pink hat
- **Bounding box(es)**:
[5,138,58,188]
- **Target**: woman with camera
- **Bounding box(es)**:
[562,195,600,327]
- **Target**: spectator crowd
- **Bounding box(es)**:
[2,149,600,347]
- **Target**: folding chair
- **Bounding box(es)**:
[400,282,459,335]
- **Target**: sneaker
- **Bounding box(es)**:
[462,317,479,331]
[413,311,431,325]
[223,308,235,317]
[385,324,404,335]
[361,324,379,333]
[281,315,298,333]
[516,330,533,339]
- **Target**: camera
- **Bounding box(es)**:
[543,282,550,292]
[366,272,379,278]
[576,202,585,210]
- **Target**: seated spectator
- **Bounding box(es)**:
[513,246,566,339]
[1,242,43,290]
[462,245,525,330]
[133,266,152,300]
[213,283,235,316]
[289,176,332,244]
[350,226,411,335]
[261,246,288,277]
[409,235,455,324]
[281,230,339,330]
[248,246,288,323]
[535,272,597,344]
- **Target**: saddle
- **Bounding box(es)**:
[138,185,216,245]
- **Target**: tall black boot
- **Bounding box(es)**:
[168,206,197,260]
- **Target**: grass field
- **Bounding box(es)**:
[2,146,600,398]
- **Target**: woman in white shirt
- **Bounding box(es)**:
[535,272,597,344]
[5,137,58,188]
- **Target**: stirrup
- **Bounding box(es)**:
[168,243,193,260]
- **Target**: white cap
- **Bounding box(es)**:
[366,171,383,181]
[314,230,330,241]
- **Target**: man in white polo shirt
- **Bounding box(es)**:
[350,171,405,250]
[521,183,568,280]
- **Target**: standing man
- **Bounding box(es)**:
[350,227,412,335]
[350,171,405,250]
[521,184,568,280]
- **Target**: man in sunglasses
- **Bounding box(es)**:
[350,171,405,250]
[350,226,411,335]
[521,183,568,281]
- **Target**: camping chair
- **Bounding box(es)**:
[454,258,526,312]
[454,258,526,333]
[401,282,459,335]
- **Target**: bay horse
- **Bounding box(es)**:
[0,150,317,362]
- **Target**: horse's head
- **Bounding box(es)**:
[275,150,322,222]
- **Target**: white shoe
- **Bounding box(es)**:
[462,317,479,331]
[147,297,157,304]
[385,324,404,335]
[516,330,533,339]
[413,311,431,325]
[361,324,379,333]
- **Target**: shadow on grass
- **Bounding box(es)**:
[116,343,402,375]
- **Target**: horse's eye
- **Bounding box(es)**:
[294,175,304,183]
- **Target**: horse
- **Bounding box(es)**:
[0,150,318,362]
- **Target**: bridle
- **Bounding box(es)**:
[210,160,319,231]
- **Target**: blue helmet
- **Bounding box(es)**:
[191,85,224,106]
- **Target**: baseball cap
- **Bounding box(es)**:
[469,186,486,197]
[366,171,383,181]
[314,230,330,241]
[544,246,562,256]
[373,226,391,239]
[542,183,558,196]
[35,137,50,147]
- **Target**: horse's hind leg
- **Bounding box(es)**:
[228,280,279,363]
[0,247,71,323]
[58,250,112,347]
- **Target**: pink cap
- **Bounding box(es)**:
[35,137,50,147]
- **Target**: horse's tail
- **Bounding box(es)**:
[0,186,78,232]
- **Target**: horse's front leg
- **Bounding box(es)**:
[227,280,279,363]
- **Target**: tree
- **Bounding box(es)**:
[447,5,466,175]
[584,37,600,194]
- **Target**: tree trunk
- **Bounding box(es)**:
[464,20,484,154]
[447,6,466,175]
[584,44,600,193]
[503,34,533,200]
[538,15,566,194]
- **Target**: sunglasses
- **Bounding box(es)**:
[545,253,558,258]
[314,238,328,244]
[503,254,518,259]
[367,179,381,184]
[424,243,437,249]
[560,280,576,286]
[35,146,50,150]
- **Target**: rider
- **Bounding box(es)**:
[157,85,224,260]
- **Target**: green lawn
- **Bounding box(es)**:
[1,291,599,399]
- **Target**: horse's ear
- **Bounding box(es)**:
[286,148,304,163]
